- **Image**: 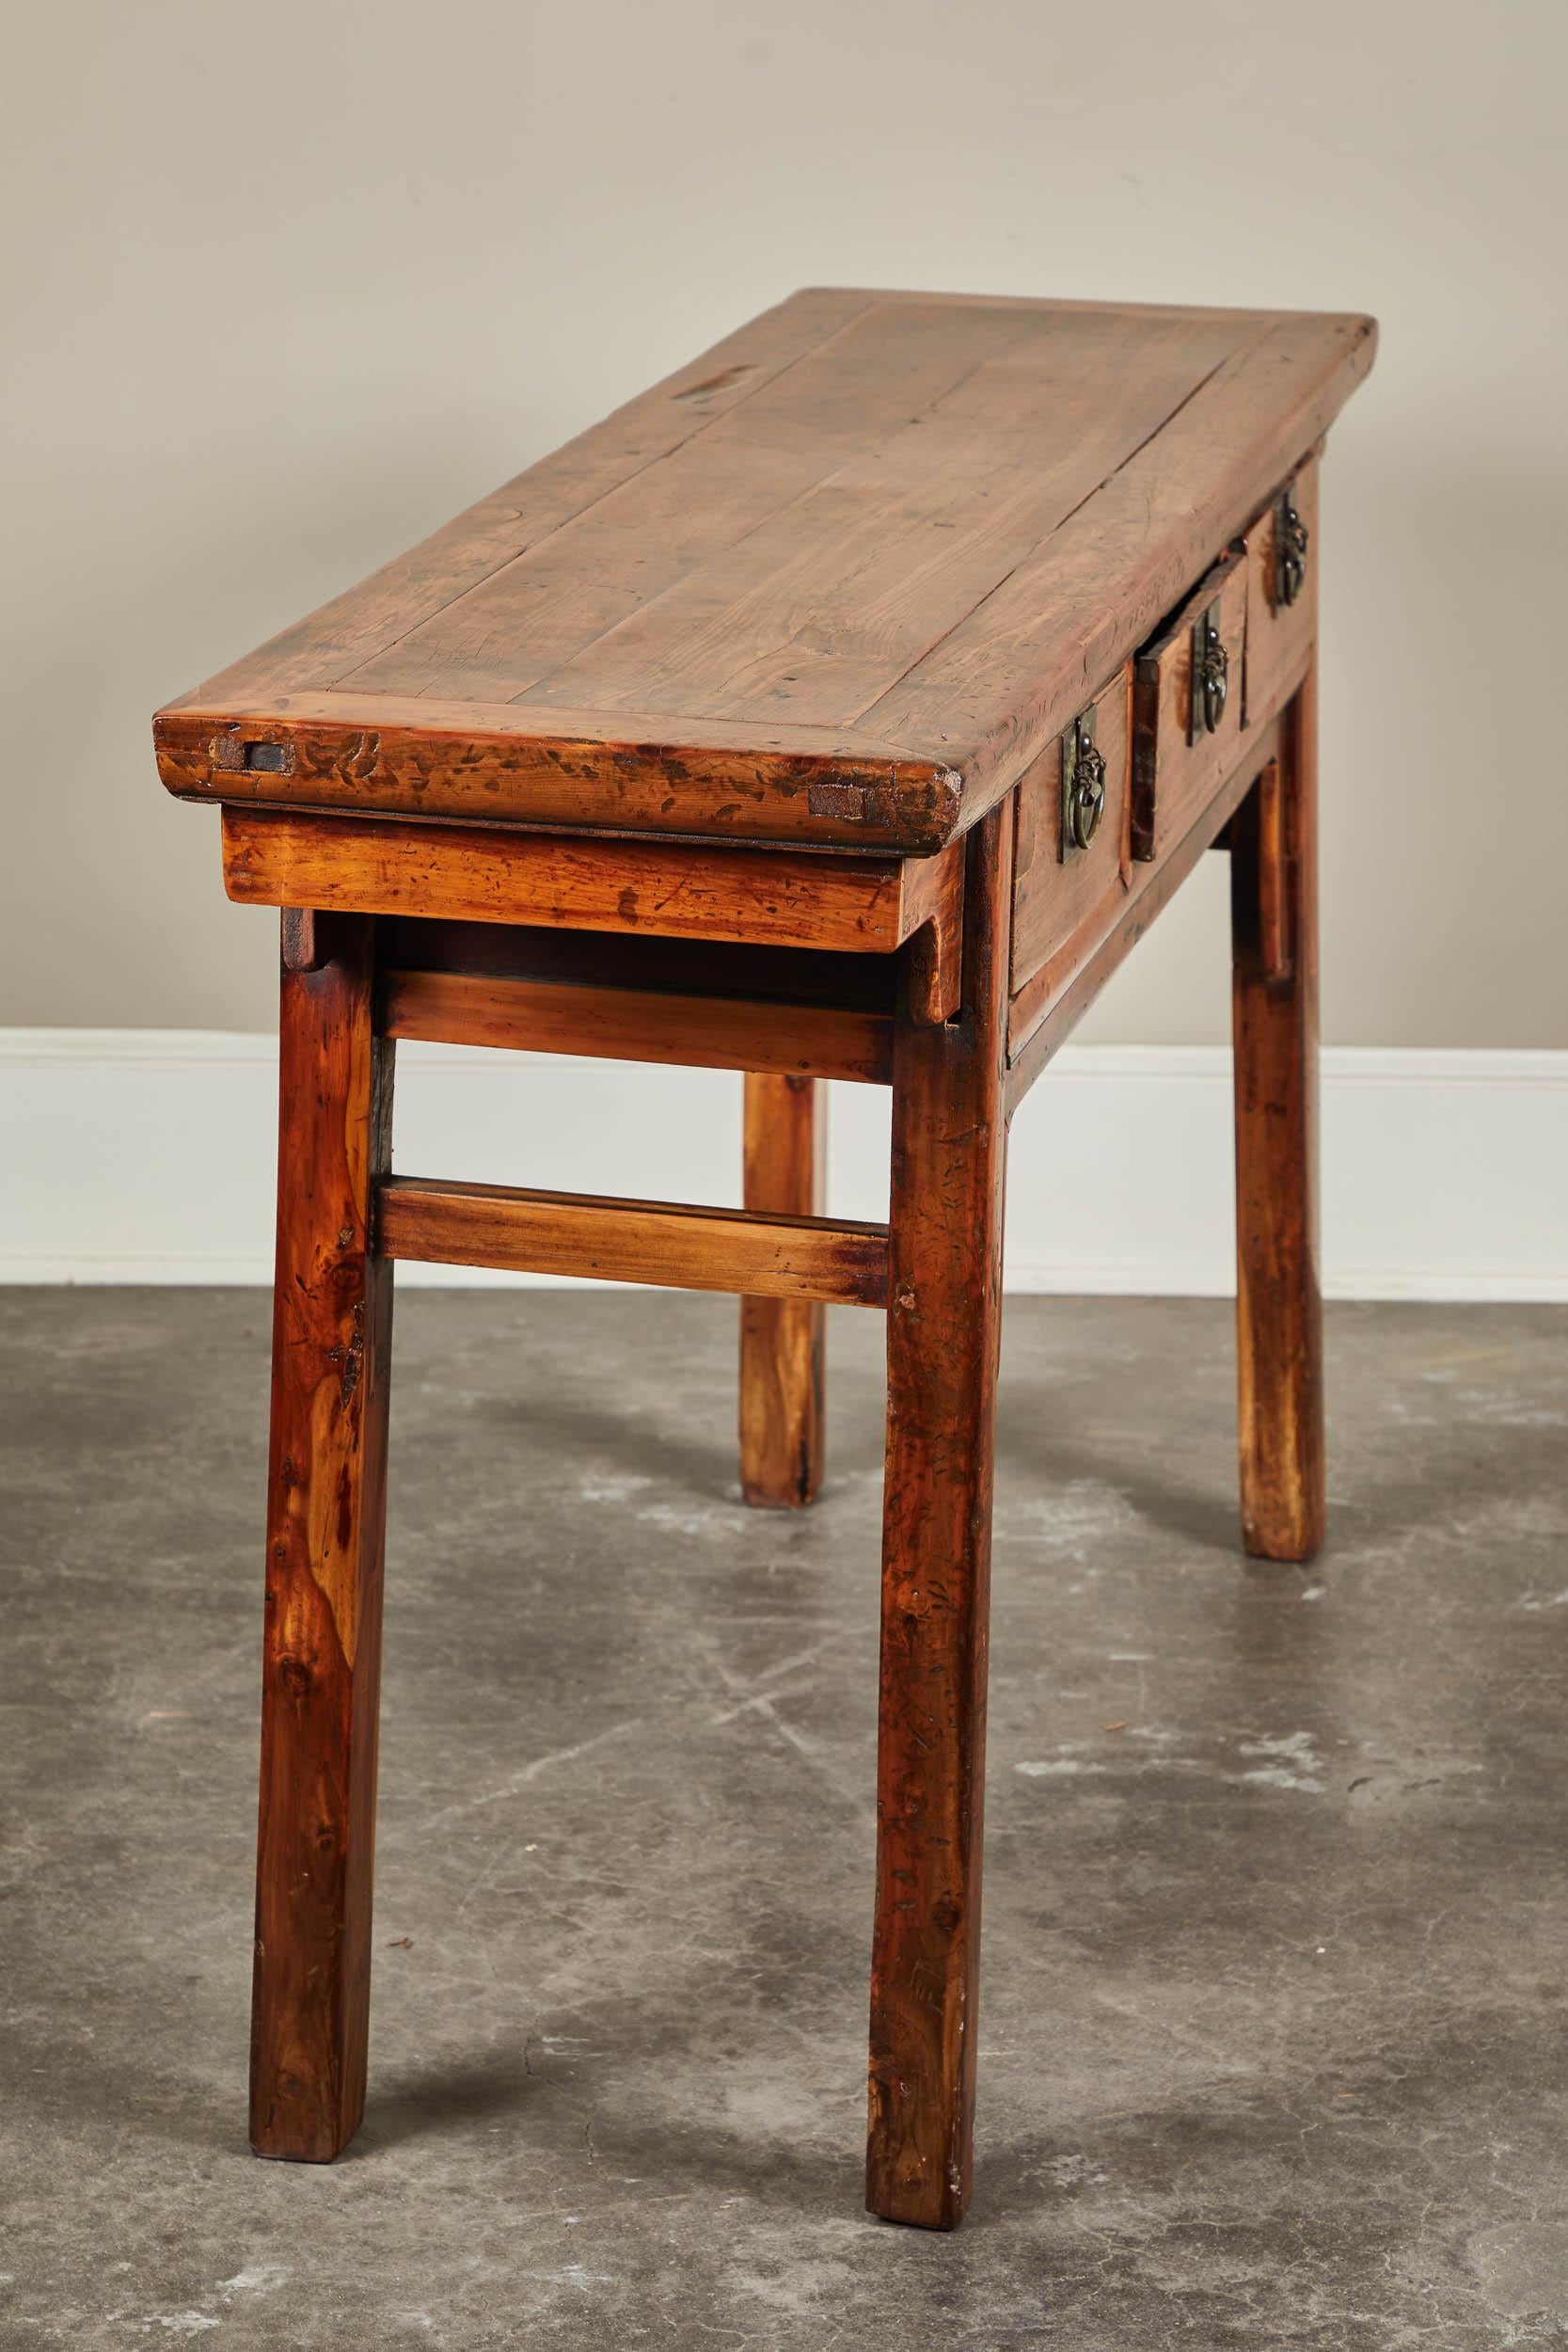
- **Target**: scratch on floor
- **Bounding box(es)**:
[439,1718,648,1929]
[411,1716,646,1838]
[696,1632,873,1820]
[708,1634,841,1725]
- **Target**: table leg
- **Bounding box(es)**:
[1230,666,1324,1560]
[866,809,1010,2230]
[739,1073,826,1506]
[250,913,395,2159]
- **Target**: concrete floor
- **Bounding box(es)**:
[2,1290,1566,2350]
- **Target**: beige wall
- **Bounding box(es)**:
[4,1,1563,1043]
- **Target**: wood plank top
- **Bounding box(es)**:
[154,288,1374,853]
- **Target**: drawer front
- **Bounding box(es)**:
[1243,453,1319,724]
[1131,547,1248,862]
[1009,663,1132,1003]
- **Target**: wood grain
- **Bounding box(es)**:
[497,308,1244,724]
[1231,676,1323,1560]
[381,967,892,1084]
[157,693,962,854]
[739,1075,827,1507]
[161,284,1380,2233]
[374,914,899,1016]
[223,806,948,957]
[867,806,1011,2231]
[1008,660,1132,996]
[251,916,393,2162]
[175,289,876,708]
[153,294,1374,850]
[279,907,327,974]
[377,1177,888,1306]
[1006,717,1282,1104]
[1243,454,1320,726]
[861,314,1373,819]
[1251,757,1291,981]
[340,299,1061,708]
[1131,547,1250,862]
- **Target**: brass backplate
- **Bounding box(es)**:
[1060,707,1106,860]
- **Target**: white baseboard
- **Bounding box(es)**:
[2,1030,1564,1300]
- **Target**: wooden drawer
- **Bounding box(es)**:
[1243,453,1319,724]
[1009,662,1132,1003]
[1131,547,1248,862]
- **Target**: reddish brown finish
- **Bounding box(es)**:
[160,692,962,854]
[377,1175,887,1307]
[153,294,1373,851]
[251,916,393,2161]
[739,1075,827,1507]
[279,907,326,974]
[174,285,873,704]
[1231,675,1324,1560]
[382,965,892,1084]
[1251,757,1291,981]
[155,289,1375,2229]
[863,315,1370,824]
[1008,660,1132,1000]
[222,805,959,966]
[867,808,1011,2231]
[1131,546,1250,863]
[1007,716,1282,1095]
[1243,454,1320,725]
[376,914,900,1019]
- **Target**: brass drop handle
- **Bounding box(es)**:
[1275,486,1309,608]
[1061,713,1106,857]
[1194,608,1228,735]
[1067,733,1106,850]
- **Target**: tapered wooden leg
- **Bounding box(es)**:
[739,1073,826,1507]
[1230,667,1324,1561]
[251,913,394,2160]
[867,810,1011,2231]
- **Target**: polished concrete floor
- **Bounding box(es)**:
[2,1289,1566,2350]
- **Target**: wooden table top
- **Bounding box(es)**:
[155,289,1374,854]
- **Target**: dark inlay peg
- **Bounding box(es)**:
[242,740,293,773]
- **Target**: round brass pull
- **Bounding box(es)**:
[1196,616,1228,734]
[1067,737,1106,850]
